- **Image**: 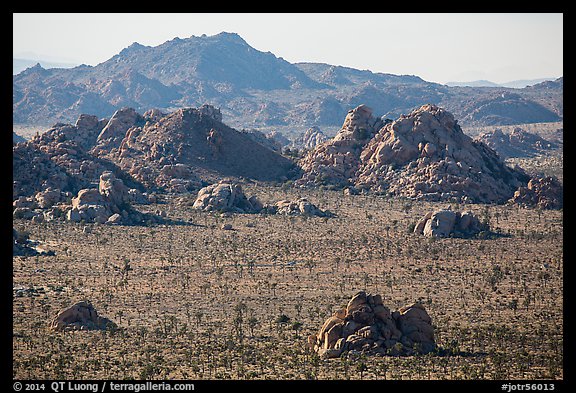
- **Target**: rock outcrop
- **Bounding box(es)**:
[309,291,435,359]
[100,104,296,190]
[356,105,528,203]
[12,114,120,199]
[66,171,144,224]
[296,105,385,188]
[263,198,332,217]
[297,104,529,203]
[13,228,54,257]
[508,176,563,210]
[292,126,327,150]
[13,104,296,209]
[95,107,144,150]
[192,181,262,213]
[413,209,488,238]
[50,301,116,331]
[475,127,559,159]
[192,181,331,217]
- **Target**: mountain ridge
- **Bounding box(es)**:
[13,32,563,133]
[445,77,559,88]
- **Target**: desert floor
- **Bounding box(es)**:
[13,184,563,380]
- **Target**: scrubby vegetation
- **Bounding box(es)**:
[13,184,562,380]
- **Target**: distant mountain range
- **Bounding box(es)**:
[445,78,558,88]
[13,32,563,134]
[13,57,78,75]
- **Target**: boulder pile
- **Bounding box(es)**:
[192,181,263,213]
[50,301,116,331]
[292,126,327,151]
[508,176,563,210]
[192,180,331,217]
[296,105,385,188]
[66,171,145,225]
[413,209,488,238]
[102,105,296,189]
[308,291,435,359]
[297,104,529,203]
[263,198,332,217]
[13,228,54,257]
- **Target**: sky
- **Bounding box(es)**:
[13,13,563,84]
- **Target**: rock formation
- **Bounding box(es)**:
[292,126,327,150]
[12,114,121,199]
[475,127,559,158]
[50,301,116,331]
[192,180,331,217]
[98,104,296,190]
[309,291,435,359]
[66,171,144,224]
[413,209,488,238]
[192,181,262,213]
[263,198,332,217]
[296,105,385,188]
[297,104,529,203]
[508,176,563,210]
[13,104,298,224]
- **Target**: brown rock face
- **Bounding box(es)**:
[104,104,296,190]
[263,198,331,217]
[297,104,529,203]
[50,301,116,331]
[508,176,563,210]
[295,105,385,188]
[413,209,488,238]
[192,181,262,213]
[309,291,435,358]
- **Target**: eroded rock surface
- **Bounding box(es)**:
[508,176,563,210]
[192,181,262,213]
[297,104,529,203]
[413,209,489,238]
[309,291,435,358]
[50,301,116,331]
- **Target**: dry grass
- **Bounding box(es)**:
[12,183,563,380]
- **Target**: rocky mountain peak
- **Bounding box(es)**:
[334,104,384,143]
[13,33,562,129]
[355,104,528,202]
[96,107,144,151]
[119,42,148,55]
[297,104,529,203]
[296,105,386,188]
[211,31,247,44]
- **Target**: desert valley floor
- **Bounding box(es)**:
[12,183,563,380]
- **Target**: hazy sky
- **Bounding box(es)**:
[13,13,563,84]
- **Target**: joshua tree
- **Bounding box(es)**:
[248,316,259,338]
[291,321,303,337]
